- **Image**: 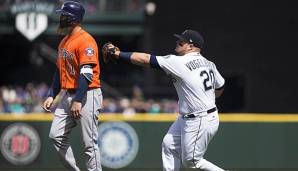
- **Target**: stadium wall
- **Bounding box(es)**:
[0,113,297,171]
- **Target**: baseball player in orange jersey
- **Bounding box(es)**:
[43,1,102,171]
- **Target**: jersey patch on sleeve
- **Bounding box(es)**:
[85,47,95,57]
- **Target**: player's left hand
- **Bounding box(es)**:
[70,101,82,119]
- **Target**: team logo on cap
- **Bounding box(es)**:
[0,123,41,165]
[98,122,139,169]
[85,47,94,57]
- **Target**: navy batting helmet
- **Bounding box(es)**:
[56,1,85,24]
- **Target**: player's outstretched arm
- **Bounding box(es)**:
[125,52,151,67]
[113,48,151,67]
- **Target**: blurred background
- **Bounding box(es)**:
[0,0,298,171]
[0,0,297,114]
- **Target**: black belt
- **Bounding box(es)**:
[66,87,98,94]
[207,107,217,114]
[182,107,217,119]
[66,89,76,94]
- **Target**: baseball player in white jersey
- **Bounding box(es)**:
[103,29,226,171]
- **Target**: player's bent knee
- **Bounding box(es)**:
[48,131,55,140]
[182,158,195,168]
[182,157,203,168]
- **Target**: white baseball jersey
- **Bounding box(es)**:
[155,51,226,170]
[156,52,225,115]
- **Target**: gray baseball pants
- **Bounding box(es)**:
[162,110,224,171]
[49,88,103,171]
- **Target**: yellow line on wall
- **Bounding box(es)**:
[219,113,298,122]
[1,113,298,122]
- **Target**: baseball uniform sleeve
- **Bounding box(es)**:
[78,36,98,65]
[155,55,181,76]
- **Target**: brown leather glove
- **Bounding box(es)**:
[102,42,120,64]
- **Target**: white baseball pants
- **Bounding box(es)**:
[162,110,225,171]
[49,88,103,171]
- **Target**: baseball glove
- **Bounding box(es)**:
[102,42,120,64]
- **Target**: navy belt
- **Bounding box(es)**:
[182,107,217,119]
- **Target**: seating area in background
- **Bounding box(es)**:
[0,83,178,114]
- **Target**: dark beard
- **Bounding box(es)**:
[57,15,78,35]
[57,26,73,36]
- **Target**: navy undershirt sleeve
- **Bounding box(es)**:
[119,52,132,62]
[149,55,161,69]
[48,68,61,98]
[73,74,89,102]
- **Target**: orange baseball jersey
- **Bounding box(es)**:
[56,29,100,89]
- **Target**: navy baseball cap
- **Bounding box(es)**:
[174,29,204,49]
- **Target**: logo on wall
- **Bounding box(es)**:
[15,12,48,41]
[98,122,139,169]
[10,2,55,41]
[0,123,41,165]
